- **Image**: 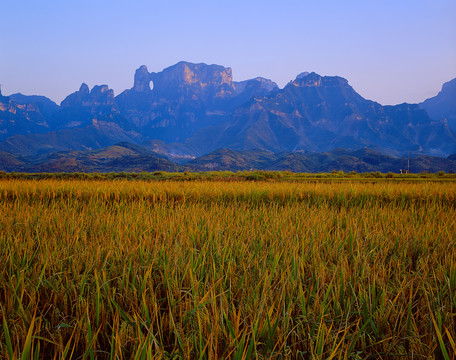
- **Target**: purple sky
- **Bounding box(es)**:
[1,0,455,105]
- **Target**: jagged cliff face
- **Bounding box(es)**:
[116,62,279,141]
[61,83,117,110]
[150,62,235,100]
[9,93,60,117]
[133,65,153,92]
[52,83,120,130]
[129,62,235,99]
[0,92,49,141]
[420,78,456,132]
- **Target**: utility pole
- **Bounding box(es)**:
[408,152,410,174]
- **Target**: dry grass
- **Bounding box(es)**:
[0,179,455,359]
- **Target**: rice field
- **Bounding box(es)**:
[0,178,455,359]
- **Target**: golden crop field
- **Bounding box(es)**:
[0,178,455,359]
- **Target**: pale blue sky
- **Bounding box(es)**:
[1,0,455,105]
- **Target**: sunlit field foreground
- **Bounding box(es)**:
[1,178,455,359]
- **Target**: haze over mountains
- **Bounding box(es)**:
[1,61,455,172]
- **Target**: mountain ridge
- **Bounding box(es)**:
[1,61,455,166]
[183,71,455,156]
[1,142,455,173]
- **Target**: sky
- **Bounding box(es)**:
[1,0,455,105]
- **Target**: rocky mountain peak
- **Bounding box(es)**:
[9,93,60,117]
[85,85,115,106]
[90,85,112,95]
[154,61,232,85]
[61,84,115,108]
[130,62,235,96]
[79,83,89,94]
[296,72,310,79]
[126,62,281,103]
[148,61,235,98]
[291,72,350,89]
[61,83,90,107]
[114,62,281,141]
[420,77,456,131]
[234,77,278,94]
[133,65,152,92]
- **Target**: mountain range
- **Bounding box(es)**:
[1,61,455,172]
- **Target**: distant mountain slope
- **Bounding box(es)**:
[10,93,60,117]
[186,72,456,156]
[0,91,50,141]
[186,147,456,173]
[1,83,143,155]
[0,143,179,172]
[51,83,126,130]
[420,78,456,131]
[0,121,142,155]
[1,143,455,173]
[187,148,277,171]
[0,151,26,171]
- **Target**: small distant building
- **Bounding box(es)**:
[399,169,409,174]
